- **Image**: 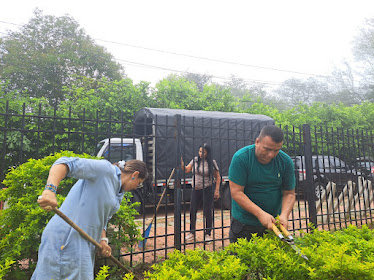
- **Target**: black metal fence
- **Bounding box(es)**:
[1,103,374,266]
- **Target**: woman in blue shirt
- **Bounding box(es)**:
[32,157,147,280]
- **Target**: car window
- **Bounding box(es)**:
[315,158,331,169]
[102,143,135,163]
[330,157,346,169]
[362,161,373,169]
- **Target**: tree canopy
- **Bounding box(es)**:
[0,9,124,106]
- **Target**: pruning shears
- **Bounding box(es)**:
[272,223,308,261]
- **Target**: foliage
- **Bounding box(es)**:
[0,77,151,183]
[0,260,15,280]
[199,84,238,112]
[277,102,374,131]
[95,265,110,280]
[151,75,202,109]
[151,75,242,112]
[105,194,142,253]
[0,151,141,279]
[0,9,123,106]
[60,77,151,131]
[145,249,247,279]
[297,225,374,280]
[0,83,52,174]
[122,273,135,280]
[353,18,374,84]
[275,78,334,106]
[143,225,374,280]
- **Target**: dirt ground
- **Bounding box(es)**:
[122,208,232,265]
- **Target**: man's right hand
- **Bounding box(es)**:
[257,210,276,230]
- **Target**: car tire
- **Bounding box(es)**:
[314,181,326,201]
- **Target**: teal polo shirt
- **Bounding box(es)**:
[229,145,295,226]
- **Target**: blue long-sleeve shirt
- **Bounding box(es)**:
[31,157,124,280]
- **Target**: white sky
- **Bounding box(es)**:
[1,0,374,88]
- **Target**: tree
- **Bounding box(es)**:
[151,75,201,109]
[353,18,374,78]
[60,77,151,124]
[199,83,238,112]
[274,78,334,107]
[223,75,268,100]
[183,73,212,92]
[0,9,124,106]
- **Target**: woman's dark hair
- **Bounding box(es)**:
[114,160,148,179]
[197,143,214,178]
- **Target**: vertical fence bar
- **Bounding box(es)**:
[0,101,9,188]
[303,124,317,227]
[19,103,26,164]
[174,114,182,251]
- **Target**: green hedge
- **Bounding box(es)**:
[0,151,141,280]
[145,225,374,280]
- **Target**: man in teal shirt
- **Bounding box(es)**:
[229,125,296,243]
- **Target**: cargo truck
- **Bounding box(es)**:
[96,108,275,212]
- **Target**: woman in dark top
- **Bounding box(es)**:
[181,143,221,241]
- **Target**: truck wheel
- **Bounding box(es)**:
[222,186,231,210]
[131,191,143,214]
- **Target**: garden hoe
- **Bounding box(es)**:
[138,168,175,249]
[47,206,140,280]
[272,223,308,261]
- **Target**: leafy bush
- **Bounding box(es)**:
[0,260,15,280]
[0,151,141,279]
[144,225,374,280]
[144,249,247,279]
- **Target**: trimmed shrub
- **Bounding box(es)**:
[144,225,374,280]
[0,151,141,279]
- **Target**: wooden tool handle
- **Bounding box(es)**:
[52,208,139,279]
[155,168,175,212]
[151,168,175,224]
[272,223,282,236]
[54,208,101,248]
[279,224,291,237]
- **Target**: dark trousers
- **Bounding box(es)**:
[189,186,214,235]
[229,217,267,243]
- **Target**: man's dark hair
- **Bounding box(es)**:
[258,125,284,143]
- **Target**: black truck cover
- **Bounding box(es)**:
[133,108,275,180]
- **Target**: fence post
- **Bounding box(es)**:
[0,101,9,188]
[174,114,182,250]
[303,124,317,226]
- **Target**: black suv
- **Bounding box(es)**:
[292,155,361,200]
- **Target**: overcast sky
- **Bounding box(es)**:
[1,0,374,88]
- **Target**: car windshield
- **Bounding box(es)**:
[102,143,135,163]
